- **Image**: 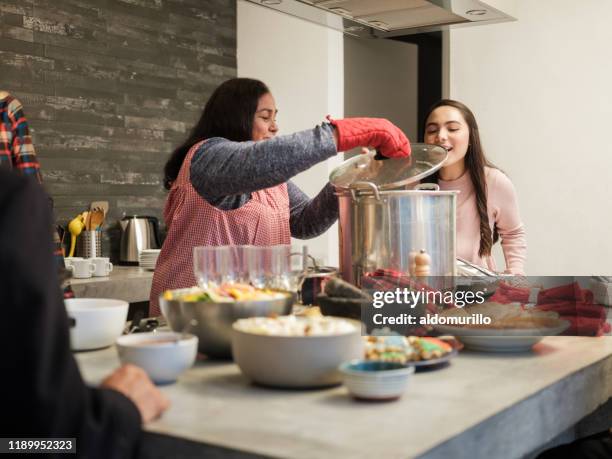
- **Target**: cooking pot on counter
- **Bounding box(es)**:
[331,146,457,286]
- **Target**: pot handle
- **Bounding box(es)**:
[414,183,440,191]
[349,181,381,200]
[290,252,318,270]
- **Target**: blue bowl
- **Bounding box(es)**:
[339,359,415,401]
[340,360,409,373]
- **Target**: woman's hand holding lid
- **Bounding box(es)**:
[327,116,411,158]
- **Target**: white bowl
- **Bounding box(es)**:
[340,360,415,401]
[231,317,364,388]
[65,298,129,351]
[116,332,198,384]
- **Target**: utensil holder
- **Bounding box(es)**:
[78,230,102,258]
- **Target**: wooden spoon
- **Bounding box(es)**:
[89,209,105,231]
[90,201,109,230]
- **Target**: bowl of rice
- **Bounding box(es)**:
[232,315,364,388]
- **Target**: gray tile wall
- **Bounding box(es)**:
[0,0,236,260]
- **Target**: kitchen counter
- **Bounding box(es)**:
[75,336,612,459]
[69,266,153,303]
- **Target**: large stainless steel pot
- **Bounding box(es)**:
[331,145,457,286]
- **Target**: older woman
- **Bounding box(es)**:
[150,78,411,314]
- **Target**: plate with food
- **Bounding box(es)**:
[364,335,458,371]
[433,302,570,352]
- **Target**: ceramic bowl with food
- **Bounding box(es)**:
[231,315,364,388]
[434,303,570,352]
[339,360,415,401]
[160,285,294,359]
[65,298,129,351]
[116,332,198,384]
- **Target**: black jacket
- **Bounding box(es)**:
[0,170,142,458]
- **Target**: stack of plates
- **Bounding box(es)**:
[139,249,161,271]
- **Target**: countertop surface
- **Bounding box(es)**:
[69,266,153,303]
[75,336,612,459]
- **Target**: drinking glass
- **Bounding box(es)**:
[247,244,291,290]
[193,245,233,288]
[229,245,252,284]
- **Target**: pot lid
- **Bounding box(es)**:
[329,143,448,191]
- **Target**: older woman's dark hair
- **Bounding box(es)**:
[163,78,270,190]
[423,99,499,257]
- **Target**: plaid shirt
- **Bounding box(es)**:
[0,92,42,183]
[0,92,70,295]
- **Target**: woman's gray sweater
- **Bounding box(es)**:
[189,123,339,239]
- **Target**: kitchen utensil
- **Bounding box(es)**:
[139,249,161,271]
[331,144,456,287]
[193,245,233,288]
[67,215,85,257]
[66,258,95,278]
[330,146,447,191]
[119,216,160,265]
[433,320,570,352]
[299,265,338,305]
[405,349,458,371]
[231,317,363,388]
[159,288,294,359]
[457,257,498,277]
[339,360,415,401]
[128,309,146,334]
[65,298,128,351]
[247,244,292,290]
[89,208,105,231]
[316,295,368,320]
[90,200,109,218]
[116,332,198,384]
[77,230,102,258]
[91,257,113,277]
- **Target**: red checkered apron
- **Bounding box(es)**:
[149,141,291,315]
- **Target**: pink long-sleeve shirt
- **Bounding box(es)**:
[437,166,527,274]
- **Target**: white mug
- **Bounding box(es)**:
[91,257,113,277]
[68,259,95,279]
[64,257,83,268]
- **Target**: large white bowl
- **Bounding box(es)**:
[65,298,129,351]
[231,317,364,388]
[116,332,198,384]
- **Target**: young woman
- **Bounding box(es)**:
[423,99,526,274]
[149,78,410,314]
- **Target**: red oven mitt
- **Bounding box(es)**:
[327,116,411,158]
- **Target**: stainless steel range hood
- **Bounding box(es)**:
[244,0,515,38]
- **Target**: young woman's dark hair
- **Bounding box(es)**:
[422,99,499,257]
[163,78,271,190]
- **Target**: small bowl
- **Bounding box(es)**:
[65,298,129,351]
[116,332,198,384]
[339,360,415,401]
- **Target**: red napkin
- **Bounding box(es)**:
[361,269,438,314]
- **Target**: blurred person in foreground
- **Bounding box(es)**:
[0,168,170,458]
[0,90,42,180]
[1,90,68,287]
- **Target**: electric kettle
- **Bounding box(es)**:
[119,216,161,265]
